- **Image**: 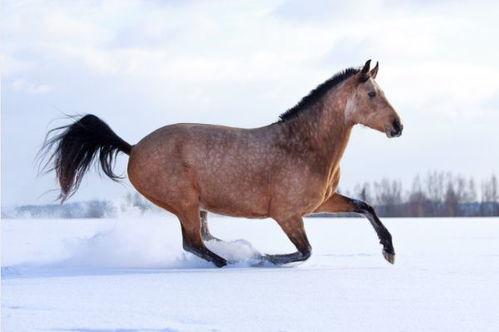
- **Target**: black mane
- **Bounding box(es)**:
[278,67,359,122]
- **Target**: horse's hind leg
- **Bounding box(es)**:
[200,211,222,242]
[135,191,227,267]
[265,216,312,265]
[179,207,227,267]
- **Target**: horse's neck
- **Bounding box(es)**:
[278,88,354,169]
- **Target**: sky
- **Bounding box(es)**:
[1,0,499,207]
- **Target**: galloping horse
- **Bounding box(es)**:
[41,60,403,267]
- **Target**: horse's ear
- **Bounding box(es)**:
[370,61,379,79]
[359,59,371,82]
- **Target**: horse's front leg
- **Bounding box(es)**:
[314,193,395,264]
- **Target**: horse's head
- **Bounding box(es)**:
[346,60,403,138]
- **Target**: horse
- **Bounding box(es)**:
[40,60,403,267]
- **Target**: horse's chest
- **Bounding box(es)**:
[269,169,330,217]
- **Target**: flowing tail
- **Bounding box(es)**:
[39,114,132,202]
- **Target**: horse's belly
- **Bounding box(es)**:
[201,203,269,219]
[198,181,270,218]
[199,193,270,218]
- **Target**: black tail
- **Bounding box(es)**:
[39,114,132,202]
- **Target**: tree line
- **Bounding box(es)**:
[3,171,498,218]
[340,171,499,217]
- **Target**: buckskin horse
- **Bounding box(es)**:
[40,60,403,267]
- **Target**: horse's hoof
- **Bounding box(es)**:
[213,258,228,268]
[382,249,395,264]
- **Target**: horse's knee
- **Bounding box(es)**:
[352,199,376,215]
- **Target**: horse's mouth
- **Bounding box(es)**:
[385,127,403,138]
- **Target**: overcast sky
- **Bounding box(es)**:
[2,0,498,207]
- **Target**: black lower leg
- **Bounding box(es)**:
[265,217,312,265]
[180,224,227,268]
[182,238,227,267]
[265,248,311,265]
[351,199,395,263]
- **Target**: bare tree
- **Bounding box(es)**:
[466,178,477,203]
[354,182,372,203]
[481,174,499,216]
[425,171,445,201]
[373,178,403,216]
[407,175,429,217]
[124,192,152,214]
[444,180,459,217]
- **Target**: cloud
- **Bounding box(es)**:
[9,79,53,94]
[272,0,383,24]
[0,54,35,76]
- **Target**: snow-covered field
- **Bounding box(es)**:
[2,216,499,332]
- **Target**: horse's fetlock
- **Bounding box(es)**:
[301,247,312,260]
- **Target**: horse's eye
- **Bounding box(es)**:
[368,91,376,98]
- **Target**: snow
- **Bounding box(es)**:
[2,216,499,331]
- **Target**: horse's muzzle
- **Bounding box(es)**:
[388,118,403,138]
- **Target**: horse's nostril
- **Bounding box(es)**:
[389,118,403,137]
[392,118,402,134]
[392,119,399,130]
